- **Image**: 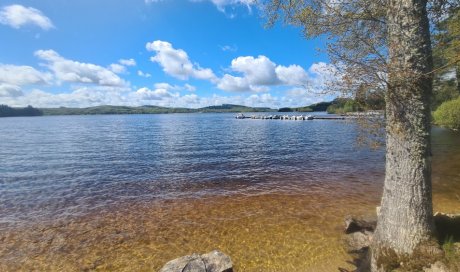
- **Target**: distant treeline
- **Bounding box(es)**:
[0,105,43,117]
[39,104,274,116]
[41,105,195,115]
[199,104,272,113]
[0,100,388,117]
[278,101,334,112]
[278,97,386,114]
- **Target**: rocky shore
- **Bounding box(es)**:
[158,212,459,272]
[341,212,460,272]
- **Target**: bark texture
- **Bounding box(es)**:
[371,0,435,271]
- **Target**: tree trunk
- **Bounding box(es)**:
[371,0,436,271]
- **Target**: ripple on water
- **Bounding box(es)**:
[0,115,460,271]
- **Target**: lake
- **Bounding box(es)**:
[1,113,459,271]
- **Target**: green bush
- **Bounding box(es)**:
[433,97,460,130]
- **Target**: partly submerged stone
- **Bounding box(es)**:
[182,257,206,272]
[344,216,377,234]
[159,250,233,272]
[201,250,233,272]
[344,231,373,253]
[159,254,201,272]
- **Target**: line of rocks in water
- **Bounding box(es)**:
[235,113,351,120]
[235,113,315,120]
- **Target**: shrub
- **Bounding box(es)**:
[433,97,460,130]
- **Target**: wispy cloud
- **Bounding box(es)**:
[220,44,238,52]
[0,5,54,30]
[137,70,152,78]
[119,58,136,66]
[146,0,256,13]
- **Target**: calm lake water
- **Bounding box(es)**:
[1,113,459,271]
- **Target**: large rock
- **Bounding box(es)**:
[344,216,376,234]
[182,258,206,272]
[159,254,201,272]
[344,231,373,253]
[159,250,233,272]
[201,250,233,272]
[342,216,375,272]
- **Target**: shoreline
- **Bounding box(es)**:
[2,179,459,271]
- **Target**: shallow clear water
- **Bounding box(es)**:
[0,113,459,271]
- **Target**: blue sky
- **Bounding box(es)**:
[0,0,337,108]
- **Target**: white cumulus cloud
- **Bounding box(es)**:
[0,4,54,30]
[217,55,310,92]
[231,55,279,85]
[0,64,52,86]
[109,63,127,74]
[146,40,217,82]
[135,87,177,100]
[35,49,127,87]
[218,74,267,92]
[153,82,197,92]
[276,65,309,86]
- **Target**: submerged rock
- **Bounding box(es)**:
[344,231,373,253]
[159,250,233,272]
[342,216,376,272]
[344,216,377,234]
[159,254,201,272]
[343,216,376,254]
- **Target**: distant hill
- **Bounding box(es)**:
[198,104,273,113]
[41,105,195,115]
[39,104,274,116]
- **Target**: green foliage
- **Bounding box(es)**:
[302,101,332,112]
[326,98,361,114]
[433,97,460,130]
[431,6,460,110]
[294,107,313,112]
[277,101,334,113]
[199,104,272,112]
[278,107,294,112]
[432,80,459,109]
[434,7,460,66]
[442,235,460,271]
[443,236,456,260]
[0,105,43,117]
